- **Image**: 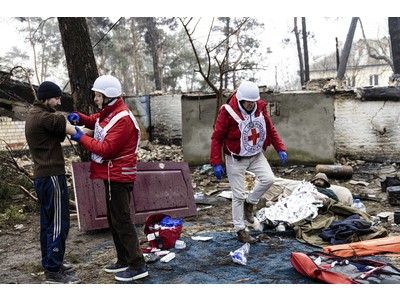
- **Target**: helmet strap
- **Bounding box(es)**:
[239,100,255,114]
[101,97,118,109]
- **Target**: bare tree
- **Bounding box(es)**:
[294,17,304,86]
[179,17,262,124]
[337,17,358,80]
[15,17,64,85]
[359,18,393,70]
[144,18,162,91]
[388,17,400,74]
[302,17,310,83]
[131,18,140,95]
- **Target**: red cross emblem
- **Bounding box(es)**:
[247,128,260,145]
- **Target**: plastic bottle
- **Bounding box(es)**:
[351,198,366,212]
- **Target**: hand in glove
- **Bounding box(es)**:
[71,126,84,142]
[213,164,225,180]
[278,151,287,165]
[67,113,80,125]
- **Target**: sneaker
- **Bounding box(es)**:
[114,265,148,282]
[60,264,75,273]
[45,270,81,284]
[104,262,128,273]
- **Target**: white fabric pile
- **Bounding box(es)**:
[254,180,326,226]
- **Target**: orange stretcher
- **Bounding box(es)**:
[322,235,400,257]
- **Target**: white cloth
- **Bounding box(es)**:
[255,181,325,225]
[264,177,353,206]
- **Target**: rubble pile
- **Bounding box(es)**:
[138,140,183,162]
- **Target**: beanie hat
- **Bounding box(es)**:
[37,81,62,100]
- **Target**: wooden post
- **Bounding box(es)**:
[336,18,359,80]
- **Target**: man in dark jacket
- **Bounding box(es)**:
[25,81,80,284]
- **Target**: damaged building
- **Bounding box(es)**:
[1,71,400,165]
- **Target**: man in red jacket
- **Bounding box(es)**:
[210,81,287,244]
[67,75,148,282]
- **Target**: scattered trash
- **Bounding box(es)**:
[14,224,24,230]
[191,236,213,241]
[194,193,205,200]
[250,217,264,231]
[155,250,170,256]
[394,211,400,225]
[205,189,219,196]
[199,164,213,175]
[230,243,250,265]
[275,223,286,231]
[143,253,159,263]
[256,233,271,243]
[175,240,186,249]
[160,252,176,263]
[381,176,400,192]
[196,205,212,211]
[348,180,369,186]
[217,183,231,189]
[234,277,251,283]
[217,191,232,199]
[387,186,400,205]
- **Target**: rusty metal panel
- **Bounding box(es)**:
[71,161,197,231]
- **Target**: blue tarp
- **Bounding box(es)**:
[123,230,320,284]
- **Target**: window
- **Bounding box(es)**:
[347,76,356,87]
[369,75,379,86]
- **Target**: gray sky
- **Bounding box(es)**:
[0,1,392,89]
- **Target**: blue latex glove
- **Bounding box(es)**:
[279,151,287,165]
[71,126,84,142]
[67,113,80,125]
[213,165,225,180]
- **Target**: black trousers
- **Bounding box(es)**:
[35,175,70,272]
[104,180,145,269]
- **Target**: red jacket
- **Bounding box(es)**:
[210,93,286,166]
[75,98,139,182]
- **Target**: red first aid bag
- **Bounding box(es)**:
[142,213,182,251]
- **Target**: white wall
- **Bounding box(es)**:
[335,98,400,161]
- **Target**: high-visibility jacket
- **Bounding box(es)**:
[210,92,286,166]
[76,98,140,183]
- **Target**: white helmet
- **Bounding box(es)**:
[236,81,260,102]
[92,75,122,98]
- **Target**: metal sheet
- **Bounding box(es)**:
[72,161,197,231]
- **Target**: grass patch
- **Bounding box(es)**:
[0,205,27,226]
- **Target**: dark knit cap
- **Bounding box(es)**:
[37,81,62,100]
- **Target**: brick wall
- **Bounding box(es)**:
[335,98,400,161]
[0,116,73,151]
[0,117,27,151]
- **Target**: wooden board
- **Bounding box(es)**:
[72,161,197,231]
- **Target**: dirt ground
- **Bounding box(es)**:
[1,145,400,284]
